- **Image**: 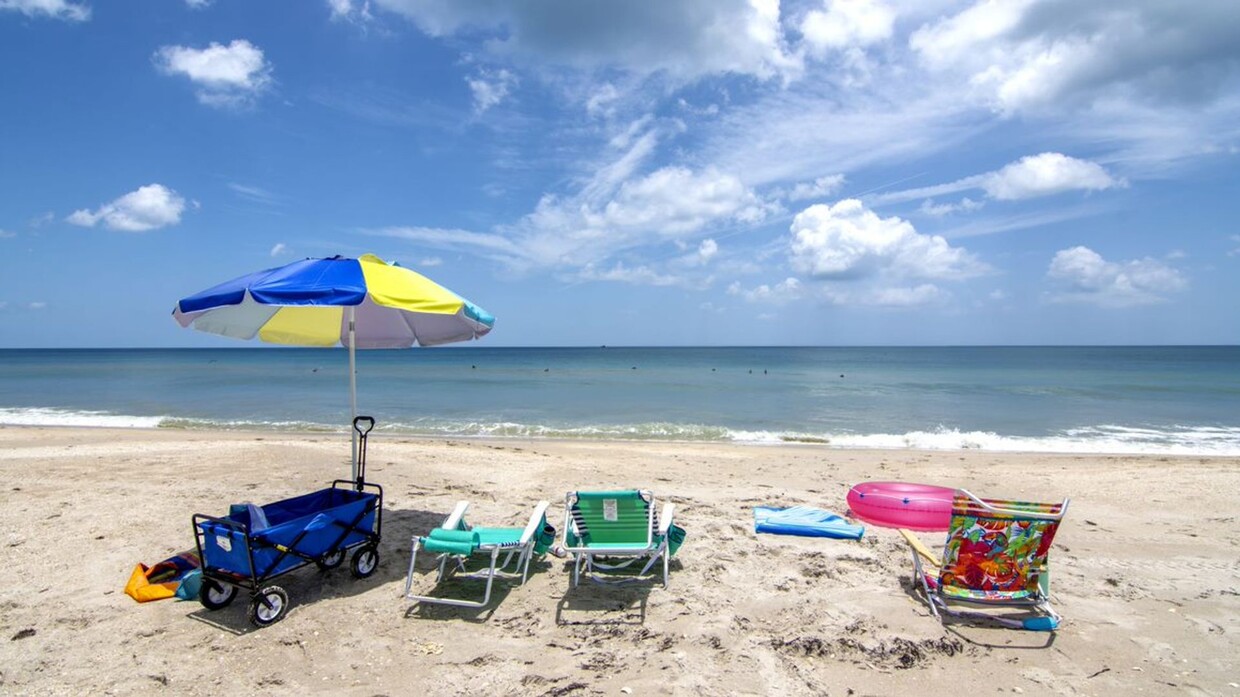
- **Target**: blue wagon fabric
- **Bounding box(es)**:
[199,487,378,578]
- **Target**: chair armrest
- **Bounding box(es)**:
[442,501,470,531]
[519,501,551,544]
[898,528,941,567]
[562,492,577,542]
[657,503,675,536]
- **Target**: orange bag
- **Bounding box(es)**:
[124,551,200,603]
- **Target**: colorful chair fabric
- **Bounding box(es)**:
[404,501,555,608]
[561,490,685,588]
[901,489,1069,631]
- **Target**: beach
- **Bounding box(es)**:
[1,426,1236,696]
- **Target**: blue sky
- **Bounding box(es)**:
[1,0,1238,347]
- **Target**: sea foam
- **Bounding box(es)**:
[0,407,166,429]
[3,409,1238,456]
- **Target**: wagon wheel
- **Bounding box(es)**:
[199,579,237,611]
[350,544,379,579]
[247,585,290,628]
[316,549,345,571]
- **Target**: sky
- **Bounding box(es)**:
[1,0,1239,348]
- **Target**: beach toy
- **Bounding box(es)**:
[846,481,955,531]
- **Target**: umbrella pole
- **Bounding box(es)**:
[349,305,358,483]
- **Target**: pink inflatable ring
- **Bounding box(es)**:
[847,481,955,531]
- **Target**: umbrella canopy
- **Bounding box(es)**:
[173,253,493,348]
[173,253,494,479]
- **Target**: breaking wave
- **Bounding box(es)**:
[2,408,1238,456]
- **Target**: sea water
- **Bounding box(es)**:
[1,346,1238,455]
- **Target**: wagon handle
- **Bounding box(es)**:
[353,416,375,491]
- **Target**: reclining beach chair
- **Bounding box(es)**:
[404,501,555,608]
[900,489,1069,631]
[561,490,684,588]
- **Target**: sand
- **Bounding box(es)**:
[0,426,1237,696]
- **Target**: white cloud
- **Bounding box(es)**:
[577,261,684,287]
[878,153,1121,206]
[0,0,89,21]
[864,283,948,307]
[1046,246,1187,307]
[418,256,443,267]
[800,0,894,53]
[397,124,776,276]
[785,174,846,202]
[702,85,982,190]
[28,301,47,310]
[697,238,718,263]
[0,228,15,239]
[228,182,280,205]
[328,0,379,30]
[270,243,287,257]
[919,197,982,217]
[586,84,622,119]
[677,97,720,117]
[909,0,1032,73]
[595,166,772,236]
[365,0,802,82]
[982,153,1121,200]
[728,277,802,305]
[66,184,188,232]
[185,0,212,8]
[368,225,522,258]
[789,199,986,281]
[371,143,772,287]
[1226,234,1240,257]
[467,68,517,113]
[690,1,1240,194]
[154,40,273,108]
[911,0,1240,115]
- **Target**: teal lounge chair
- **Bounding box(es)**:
[405,501,554,608]
[561,490,684,588]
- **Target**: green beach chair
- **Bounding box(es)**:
[901,489,1069,631]
[404,500,555,608]
[562,490,684,588]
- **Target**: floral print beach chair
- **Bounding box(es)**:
[900,490,1069,631]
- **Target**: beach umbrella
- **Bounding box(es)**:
[172,253,495,480]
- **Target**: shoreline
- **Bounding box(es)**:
[4,422,1239,459]
[1,426,1237,695]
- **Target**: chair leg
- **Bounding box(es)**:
[477,547,499,607]
[404,540,422,596]
[406,548,503,609]
[518,545,532,584]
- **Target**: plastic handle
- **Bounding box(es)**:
[353,415,375,436]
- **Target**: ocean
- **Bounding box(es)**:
[1,346,1238,455]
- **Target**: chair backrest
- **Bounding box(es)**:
[568,490,654,546]
[939,490,1068,596]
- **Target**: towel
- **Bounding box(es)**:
[754,506,865,540]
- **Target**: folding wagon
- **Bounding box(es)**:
[191,417,384,627]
